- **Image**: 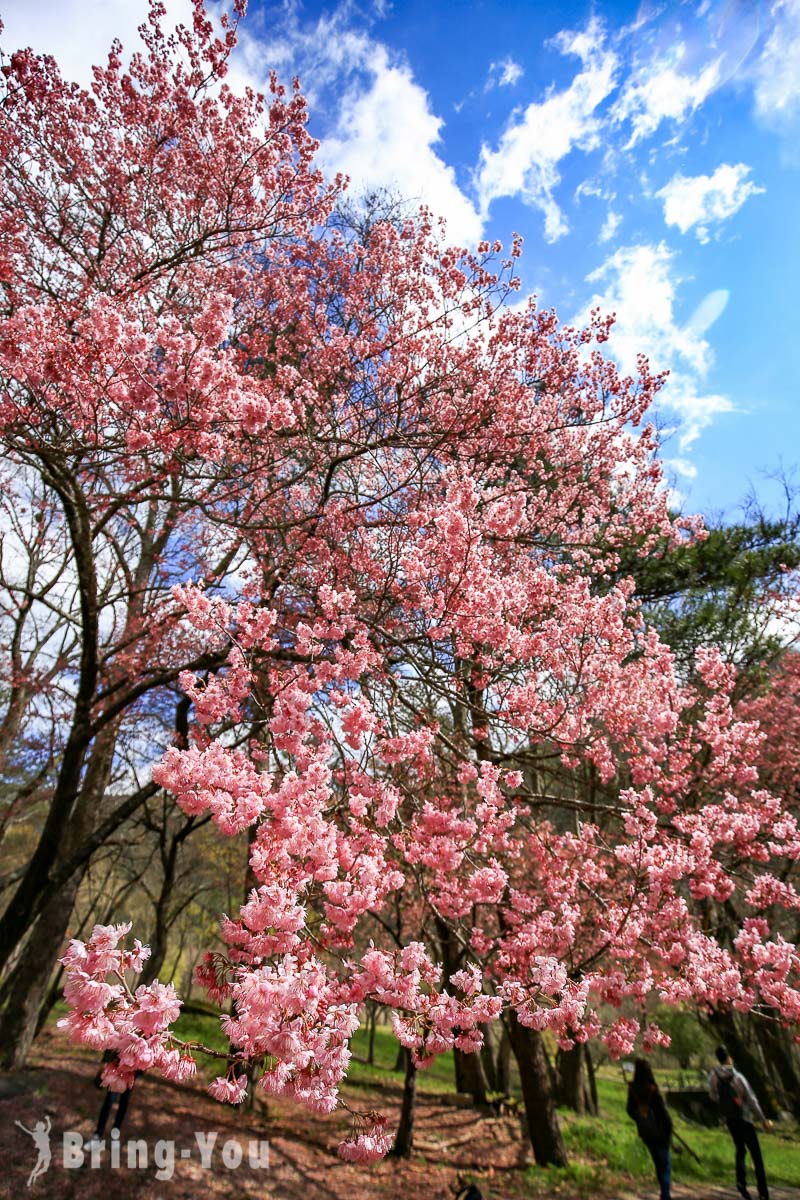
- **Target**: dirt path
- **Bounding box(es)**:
[2,1027,798,1200]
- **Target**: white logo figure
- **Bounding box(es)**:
[15,1115,52,1187]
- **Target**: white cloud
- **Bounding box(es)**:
[613,53,721,146]
[486,57,523,90]
[666,458,698,480]
[575,179,613,202]
[230,11,375,108]
[475,17,618,241]
[751,0,800,123]
[498,57,523,87]
[230,11,483,247]
[0,0,194,84]
[316,42,483,246]
[685,289,729,337]
[575,244,733,449]
[599,210,621,243]
[657,164,764,242]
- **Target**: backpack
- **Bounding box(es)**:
[716,1072,742,1121]
[635,1099,665,1143]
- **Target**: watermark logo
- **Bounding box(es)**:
[14,1116,53,1187]
[15,1121,269,1184]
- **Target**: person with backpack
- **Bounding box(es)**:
[626,1058,673,1200]
[708,1045,771,1200]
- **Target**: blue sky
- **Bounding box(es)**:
[3,0,799,521]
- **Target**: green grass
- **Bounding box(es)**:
[347,1020,456,1094]
[524,1072,800,1196]
[171,1007,232,1081]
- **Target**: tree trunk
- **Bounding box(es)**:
[0,694,185,973]
[496,1024,511,1096]
[754,1017,800,1120]
[138,908,170,988]
[585,1043,598,1114]
[434,915,487,1107]
[555,1043,597,1115]
[35,972,65,1039]
[480,1022,499,1093]
[138,822,185,988]
[33,886,121,1039]
[0,723,119,1066]
[366,1002,377,1066]
[454,1047,488,1107]
[555,1043,585,1114]
[506,1011,568,1167]
[0,874,82,1068]
[0,474,99,973]
[390,1047,417,1157]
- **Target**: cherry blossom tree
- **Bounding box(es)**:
[725,649,800,1117]
[617,514,800,1117]
[3,0,800,1167]
[0,0,351,1062]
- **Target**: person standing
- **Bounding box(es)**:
[709,1044,771,1200]
[93,1049,140,1141]
[626,1059,673,1200]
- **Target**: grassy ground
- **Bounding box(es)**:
[541,1074,800,1196]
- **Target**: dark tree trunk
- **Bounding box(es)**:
[138,917,169,988]
[480,1022,499,1093]
[434,915,487,1107]
[33,887,120,1039]
[555,1043,597,1115]
[35,972,65,1039]
[754,1018,800,1120]
[454,1047,488,1107]
[585,1043,598,1114]
[366,1002,377,1066]
[506,1011,568,1167]
[496,1025,511,1096]
[0,475,99,973]
[555,1044,585,1114]
[0,694,187,973]
[138,825,183,988]
[394,1041,405,1071]
[0,875,82,1068]
[390,1048,417,1157]
[0,723,119,1066]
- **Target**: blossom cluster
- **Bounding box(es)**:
[58,924,196,1090]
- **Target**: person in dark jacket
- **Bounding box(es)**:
[626,1058,673,1200]
[708,1045,771,1200]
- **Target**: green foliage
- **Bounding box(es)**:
[619,508,800,684]
[651,1005,716,1069]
